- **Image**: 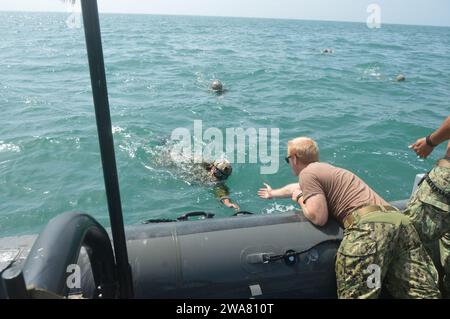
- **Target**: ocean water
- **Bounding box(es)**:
[0,12,449,237]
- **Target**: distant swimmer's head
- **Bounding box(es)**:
[211,159,232,180]
[396,74,406,82]
[322,48,333,54]
[210,80,224,92]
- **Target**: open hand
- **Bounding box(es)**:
[409,137,434,159]
[258,183,273,199]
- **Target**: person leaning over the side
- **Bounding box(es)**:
[405,116,450,297]
[258,137,440,299]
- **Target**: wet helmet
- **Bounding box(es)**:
[212,159,232,180]
[210,80,223,92]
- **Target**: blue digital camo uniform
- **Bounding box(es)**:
[335,209,440,299]
[404,160,450,295]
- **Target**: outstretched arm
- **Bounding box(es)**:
[220,197,240,212]
[430,116,450,146]
[214,184,240,211]
[258,183,300,199]
[410,116,450,158]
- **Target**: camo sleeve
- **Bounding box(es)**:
[213,183,230,201]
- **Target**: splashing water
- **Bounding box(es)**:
[1,14,449,236]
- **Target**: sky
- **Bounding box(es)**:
[0,0,449,27]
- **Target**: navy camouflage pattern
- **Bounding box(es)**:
[404,162,450,296]
[336,210,440,299]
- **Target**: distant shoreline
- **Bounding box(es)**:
[0,10,449,29]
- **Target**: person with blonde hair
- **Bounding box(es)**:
[258,137,440,298]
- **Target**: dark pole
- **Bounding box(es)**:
[80,0,133,298]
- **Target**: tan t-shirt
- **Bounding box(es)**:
[299,162,388,224]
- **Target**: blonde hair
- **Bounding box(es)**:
[287,137,319,164]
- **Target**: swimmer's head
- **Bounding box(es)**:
[396,74,406,82]
[211,159,232,180]
[210,80,223,92]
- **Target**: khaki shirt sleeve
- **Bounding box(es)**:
[300,172,324,203]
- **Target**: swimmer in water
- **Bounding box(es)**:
[396,74,406,82]
[193,159,240,212]
[210,79,224,94]
[153,140,240,212]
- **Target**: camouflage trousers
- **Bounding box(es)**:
[404,163,450,296]
[336,210,440,299]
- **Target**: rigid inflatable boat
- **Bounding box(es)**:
[0,200,413,299]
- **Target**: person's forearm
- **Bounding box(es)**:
[222,198,238,209]
[271,183,300,198]
[297,197,322,226]
[430,116,450,146]
[222,198,232,206]
[446,141,450,158]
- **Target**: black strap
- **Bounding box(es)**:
[296,192,304,204]
[418,173,428,187]
[425,174,450,200]
[426,135,438,147]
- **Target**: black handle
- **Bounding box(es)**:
[141,218,177,224]
[177,212,215,221]
[232,211,254,217]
